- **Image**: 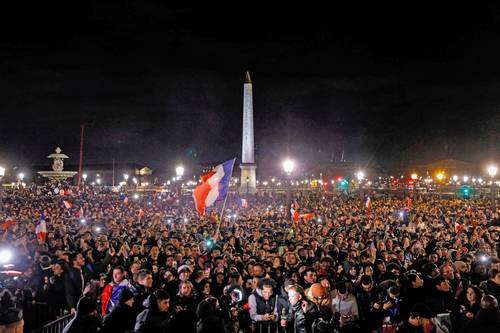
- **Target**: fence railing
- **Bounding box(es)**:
[29,313,73,333]
[22,302,66,333]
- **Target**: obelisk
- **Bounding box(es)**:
[239,71,257,194]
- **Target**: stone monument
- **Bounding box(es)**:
[239,71,257,194]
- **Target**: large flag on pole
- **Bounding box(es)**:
[35,214,47,242]
[193,159,235,215]
[290,200,299,222]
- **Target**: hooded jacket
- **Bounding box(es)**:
[135,294,172,333]
[196,298,225,333]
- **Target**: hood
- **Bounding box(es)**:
[476,308,500,324]
[142,294,159,312]
[196,298,216,319]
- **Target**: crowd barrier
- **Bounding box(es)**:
[22,302,66,333]
[28,313,72,333]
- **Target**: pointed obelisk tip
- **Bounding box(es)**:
[244,70,252,84]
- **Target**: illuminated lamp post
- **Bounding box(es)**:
[487,164,497,212]
[176,166,184,196]
[0,166,4,215]
[282,159,295,218]
[436,172,445,199]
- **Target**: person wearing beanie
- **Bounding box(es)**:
[102,288,136,333]
[62,296,101,333]
[398,303,433,333]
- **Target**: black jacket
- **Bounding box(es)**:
[196,299,225,333]
[102,303,136,333]
[171,293,198,333]
[64,267,85,310]
[462,308,500,333]
[61,315,101,333]
[129,283,151,317]
[135,295,172,333]
[290,300,319,333]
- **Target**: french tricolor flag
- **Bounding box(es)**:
[36,214,47,242]
[63,200,72,209]
[240,198,249,208]
[365,195,372,211]
[193,159,235,215]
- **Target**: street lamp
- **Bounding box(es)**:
[82,173,88,182]
[282,159,295,218]
[356,171,365,198]
[487,164,497,212]
[0,166,4,216]
[123,173,129,181]
[175,166,184,178]
[17,173,25,181]
[175,166,184,196]
[436,172,445,199]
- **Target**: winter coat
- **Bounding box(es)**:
[61,315,101,333]
[462,308,500,333]
[196,298,225,333]
[102,303,136,333]
[135,295,172,333]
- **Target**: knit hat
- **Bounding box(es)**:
[118,288,134,304]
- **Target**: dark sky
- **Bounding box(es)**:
[1,2,499,176]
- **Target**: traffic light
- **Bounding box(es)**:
[458,185,472,199]
[338,178,349,190]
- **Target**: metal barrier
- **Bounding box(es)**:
[22,302,66,333]
[29,313,73,333]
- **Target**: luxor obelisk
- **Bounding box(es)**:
[239,71,257,194]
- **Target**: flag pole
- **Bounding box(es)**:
[213,158,236,240]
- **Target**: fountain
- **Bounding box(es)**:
[37,147,78,181]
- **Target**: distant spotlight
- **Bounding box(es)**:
[0,249,13,264]
[148,201,152,205]
[167,218,172,224]
[317,217,322,222]
[233,214,237,219]
[80,218,86,224]
[133,194,139,199]
[184,218,188,223]
[95,227,101,232]
[399,211,404,219]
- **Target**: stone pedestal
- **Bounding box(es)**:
[239,163,257,194]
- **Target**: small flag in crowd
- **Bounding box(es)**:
[63,200,72,209]
[193,159,235,216]
[290,201,299,222]
[455,221,463,234]
[76,207,84,218]
[0,217,15,230]
[35,214,47,242]
[299,213,315,221]
[365,195,372,211]
[240,198,249,208]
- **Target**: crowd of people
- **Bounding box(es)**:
[0,181,500,333]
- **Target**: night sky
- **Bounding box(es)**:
[1,2,499,176]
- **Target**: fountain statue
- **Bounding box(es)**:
[37,147,78,181]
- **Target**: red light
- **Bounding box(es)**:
[337,177,342,181]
